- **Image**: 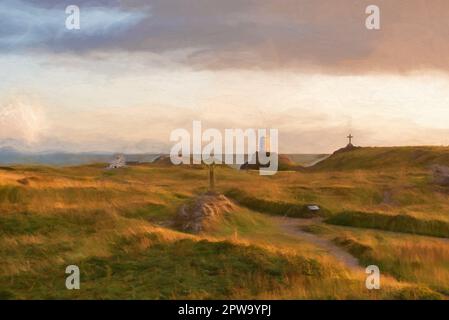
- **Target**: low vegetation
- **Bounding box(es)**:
[1,233,326,299]
[325,211,449,238]
[0,146,448,299]
[311,146,449,171]
[225,188,324,218]
[304,224,449,298]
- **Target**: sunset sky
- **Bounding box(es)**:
[1,0,449,153]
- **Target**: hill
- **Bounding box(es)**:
[310,146,449,171]
[1,161,448,299]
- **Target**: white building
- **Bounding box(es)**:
[108,154,126,169]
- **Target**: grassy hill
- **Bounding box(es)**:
[0,156,448,299]
[0,164,408,300]
[310,146,449,171]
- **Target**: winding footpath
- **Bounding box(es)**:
[275,216,362,271]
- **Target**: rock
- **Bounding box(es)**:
[306,204,320,212]
[240,152,274,170]
[174,193,236,233]
[16,176,39,186]
[17,178,29,185]
[240,153,303,171]
[333,143,361,155]
[381,189,396,205]
[432,165,449,186]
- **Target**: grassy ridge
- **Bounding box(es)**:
[332,236,446,299]
[1,159,448,299]
[0,210,119,237]
[311,146,449,171]
[1,229,438,300]
[326,211,449,238]
[302,224,449,298]
[0,233,324,299]
[79,237,324,299]
[225,188,324,218]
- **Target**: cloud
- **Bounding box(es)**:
[0,95,48,145]
[1,93,448,154]
[0,0,148,52]
[1,1,448,154]
[2,0,447,74]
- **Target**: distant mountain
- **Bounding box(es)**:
[0,146,20,154]
[0,147,160,165]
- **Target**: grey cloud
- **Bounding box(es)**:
[0,0,148,52]
[2,0,449,73]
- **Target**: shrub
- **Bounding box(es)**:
[326,211,449,238]
[225,188,324,218]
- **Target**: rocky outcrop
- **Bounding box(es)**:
[333,143,361,155]
[240,152,273,170]
[17,177,39,185]
[174,193,236,233]
[432,165,449,186]
[240,153,303,171]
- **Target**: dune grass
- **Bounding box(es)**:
[225,188,325,218]
[0,226,430,300]
[0,149,448,299]
[1,233,326,299]
[303,224,449,298]
[325,211,449,238]
[311,146,449,171]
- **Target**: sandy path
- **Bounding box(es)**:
[274,216,362,271]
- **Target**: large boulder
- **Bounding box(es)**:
[332,143,362,155]
[432,165,449,186]
[174,193,236,233]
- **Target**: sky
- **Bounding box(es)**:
[0,0,449,153]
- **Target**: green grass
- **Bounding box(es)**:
[333,233,449,297]
[225,188,325,218]
[209,208,275,237]
[0,234,326,299]
[123,204,172,222]
[2,231,435,300]
[0,186,26,204]
[0,210,118,237]
[311,146,449,171]
[325,211,449,238]
[302,223,449,297]
[1,151,449,300]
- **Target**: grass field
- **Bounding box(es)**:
[0,146,448,299]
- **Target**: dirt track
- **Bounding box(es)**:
[275,216,362,271]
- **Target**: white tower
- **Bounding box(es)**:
[259,136,270,154]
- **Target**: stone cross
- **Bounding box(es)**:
[347,134,354,145]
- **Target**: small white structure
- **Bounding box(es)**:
[108,154,126,169]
